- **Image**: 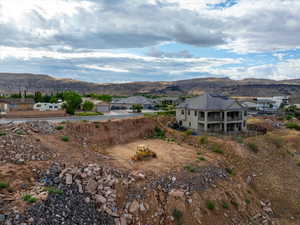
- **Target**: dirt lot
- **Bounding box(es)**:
[106,139,212,173]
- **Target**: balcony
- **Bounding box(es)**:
[227,116,243,122]
[208,116,223,122]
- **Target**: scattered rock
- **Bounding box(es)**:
[129,200,140,213]
[65,174,73,185]
[86,179,98,194]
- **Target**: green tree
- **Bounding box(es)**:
[49,96,58,103]
[132,104,143,113]
[34,92,43,102]
[63,91,82,115]
[82,101,94,111]
[43,95,51,103]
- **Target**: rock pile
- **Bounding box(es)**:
[150,166,228,192]
[1,121,56,135]
[0,133,54,164]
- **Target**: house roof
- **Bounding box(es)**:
[112,96,155,105]
[177,93,244,111]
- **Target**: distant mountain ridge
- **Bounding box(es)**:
[0,73,300,97]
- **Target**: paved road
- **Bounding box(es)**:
[0,113,143,124]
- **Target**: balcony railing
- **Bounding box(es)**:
[207,117,223,122]
[227,117,243,121]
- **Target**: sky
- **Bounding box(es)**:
[0,0,300,83]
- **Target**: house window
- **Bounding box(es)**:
[36,104,41,107]
[194,111,197,116]
[181,110,184,115]
[243,121,246,127]
[49,106,53,109]
[188,110,190,115]
[54,106,58,109]
[189,122,191,127]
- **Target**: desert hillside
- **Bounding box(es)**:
[0,73,300,96]
[1,116,300,225]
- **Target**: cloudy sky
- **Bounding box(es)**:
[0,0,300,83]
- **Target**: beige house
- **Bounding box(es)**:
[176,93,247,133]
[0,98,35,111]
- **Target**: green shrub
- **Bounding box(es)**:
[172,208,183,225]
[22,194,38,203]
[225,168,234,175]
[199,136,208,145]
[198,156,206,161]
[0,181,9,189]
[44,187,64,195]
[153,127,165,139]
[247,142,258,153]
[222,201,229,209]
[0,132,6,136]
[206,200,215,210]
[55,126,64,130]
[211,144,224,154]
[184,164,197,172]
[286,122,300,131]
[184,129,193,136]
[61,136,70,142]
[82,101,94,111]
[245,199,251,204]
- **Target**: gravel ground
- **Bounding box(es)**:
[0,122,56,164]
[3,163,115,225]
[0,134,54,164]
[150,166,229,192]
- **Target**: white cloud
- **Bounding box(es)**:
[0,0,300,82]
[78,64,130,73]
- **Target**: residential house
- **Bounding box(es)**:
[0,98,35,111]
[255,96,288,113]
[33,102,62,111]
[176,93,247,133]
[82,97,111,113]
[111,96,155,110]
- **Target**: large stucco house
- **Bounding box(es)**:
[176,93,247,133]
